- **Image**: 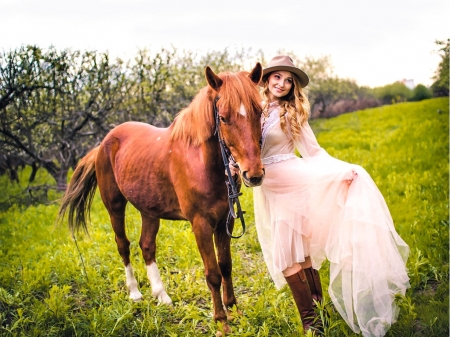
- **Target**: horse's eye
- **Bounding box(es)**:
[219,116,227,124]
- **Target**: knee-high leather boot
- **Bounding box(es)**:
[304,267,323,307]
[285,269,322,332]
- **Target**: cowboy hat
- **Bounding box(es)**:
[259,55,309,88]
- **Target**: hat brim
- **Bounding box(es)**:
[258,66,309,88]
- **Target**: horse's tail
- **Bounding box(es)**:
[58,147,99,234]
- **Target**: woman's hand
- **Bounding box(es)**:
[226,158,240,177]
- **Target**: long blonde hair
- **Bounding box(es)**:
[261,73,310,139]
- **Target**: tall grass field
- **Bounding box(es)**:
[0,97,448,336]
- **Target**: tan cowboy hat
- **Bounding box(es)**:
[259,55,309,88]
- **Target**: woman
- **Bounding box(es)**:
[252,55,410,336]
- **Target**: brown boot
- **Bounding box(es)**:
[285,269,323,332]
[304,267,323,307]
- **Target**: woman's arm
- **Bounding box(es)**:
[294,122,329,158]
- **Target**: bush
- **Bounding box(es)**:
[409,84,433,102]
[374,82,413,105]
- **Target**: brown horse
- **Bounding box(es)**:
[58,63,264,332]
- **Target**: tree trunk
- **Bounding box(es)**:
[55,168,69,192]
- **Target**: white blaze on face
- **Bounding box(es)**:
[239,103,247,117]
[146,262,172,304]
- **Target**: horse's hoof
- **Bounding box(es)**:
[227,309,242,321]
[157,292,173,305]
[129,291,143,302]
[216,322,231,336]
[226,305,242,321]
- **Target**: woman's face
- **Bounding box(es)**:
[266,71,293,102]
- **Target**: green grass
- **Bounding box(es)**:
[0,97,448,336]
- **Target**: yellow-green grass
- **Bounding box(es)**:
[0,97,448,336]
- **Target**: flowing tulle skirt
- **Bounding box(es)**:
[253,155,410,337]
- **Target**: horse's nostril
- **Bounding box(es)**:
[242,171,265,186]
[250,177,263,185]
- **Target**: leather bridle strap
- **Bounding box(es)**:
[213,96,246,239]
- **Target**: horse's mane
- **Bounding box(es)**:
[170,71,261,146]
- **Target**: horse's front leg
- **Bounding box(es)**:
[214,218,237,313]
[192,218,228,327]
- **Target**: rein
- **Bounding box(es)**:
[213,96,246,239]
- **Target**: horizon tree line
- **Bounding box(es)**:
[0,40,447,205]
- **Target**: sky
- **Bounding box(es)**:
[2,0,448,88]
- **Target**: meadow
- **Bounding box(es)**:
[0,97,448,336]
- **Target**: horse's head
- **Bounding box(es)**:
[205,63,265,187]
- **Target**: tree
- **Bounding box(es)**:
[409,84,432,101]
[0,46,128,190]
[124,48,204,127]
[430,39,449,97]
[373,82,412,105]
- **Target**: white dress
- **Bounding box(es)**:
[253,102,410,337]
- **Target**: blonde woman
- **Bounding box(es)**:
[252,55,410,336]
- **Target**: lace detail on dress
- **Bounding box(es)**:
[262,153,297,165]
[267,101,279,113]
[262,102,281,143]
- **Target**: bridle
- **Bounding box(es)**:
[213,96,246,239]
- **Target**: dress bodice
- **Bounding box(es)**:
[261,102,328,163]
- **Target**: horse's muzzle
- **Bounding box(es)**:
[242,169,265,187]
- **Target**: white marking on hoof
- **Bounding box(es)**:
[130,290,143,302]
[146,262,172,305]
[125,264,143,301]
[157,291,172,305]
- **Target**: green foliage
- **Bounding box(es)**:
[44,285,73,320]
[0,46,129,189]
[373,82,413,105]
[0,165,59,211]
[431,39,449,97]
[409,84,433,102]
[0,98,448,336]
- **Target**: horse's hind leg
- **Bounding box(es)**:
[113,211,145,301]
[100,189,143,301]
[140,214,172,304]
[96,149,142,301]
[106,199,145,301]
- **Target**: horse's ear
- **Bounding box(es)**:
[248,62,262,85]
[205,66,223,91]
